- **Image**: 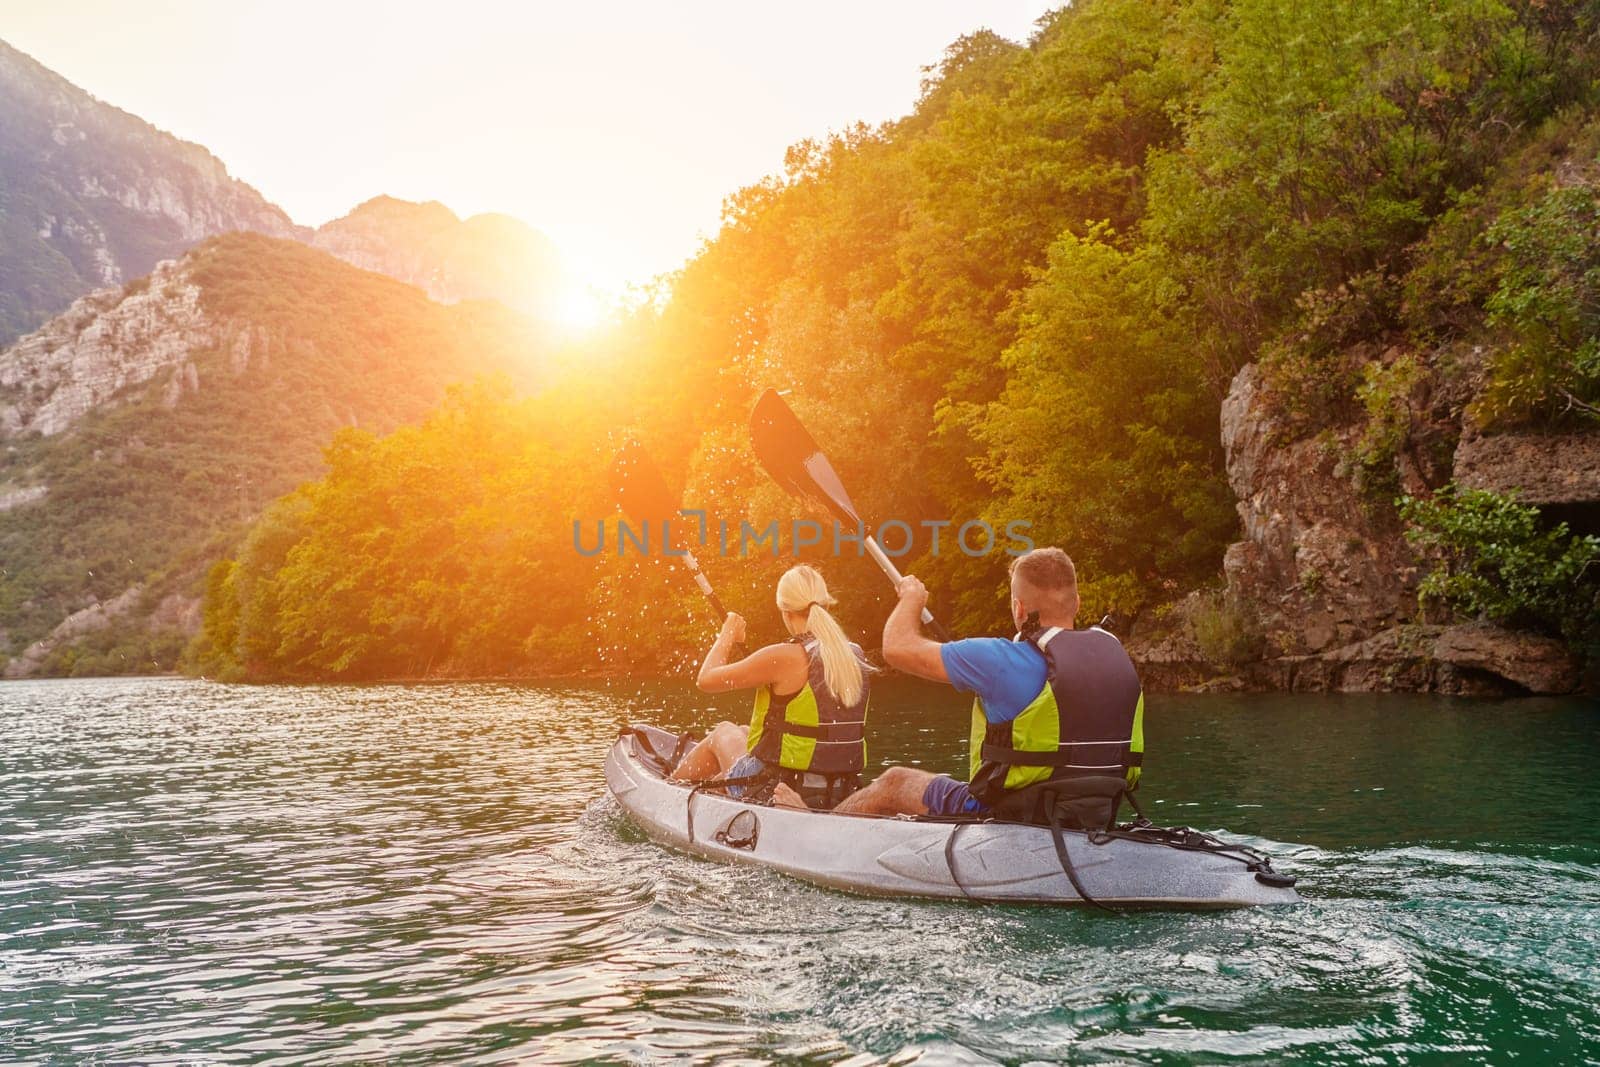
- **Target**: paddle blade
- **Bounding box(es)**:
[749,389,860,526]
[609,440,679,526]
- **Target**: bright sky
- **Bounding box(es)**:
[1,1,1057,300]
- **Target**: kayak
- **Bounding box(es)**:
[605,725,1301,908]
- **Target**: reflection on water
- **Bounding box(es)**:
[1,677,1596,1063]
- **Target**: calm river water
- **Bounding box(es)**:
[1,676,1597,1064]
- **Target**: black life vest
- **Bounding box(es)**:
[968,624,1144,810]
[747,634,869,777]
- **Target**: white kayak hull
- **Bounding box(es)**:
[604,726,1300,908]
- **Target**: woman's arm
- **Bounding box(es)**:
[695,613,804,692]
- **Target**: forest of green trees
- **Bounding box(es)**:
[192,0,1600,682]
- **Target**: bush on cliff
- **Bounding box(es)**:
[1401,485,1600,650]
[1475,180,1600,427]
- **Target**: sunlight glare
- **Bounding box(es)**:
[545,282,610,337]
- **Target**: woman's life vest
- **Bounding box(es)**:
[967,624,1144,809]
[747,634,869,777]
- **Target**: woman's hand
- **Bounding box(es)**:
[719,612,746,646]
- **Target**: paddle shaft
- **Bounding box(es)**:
[609,441,740,647]
[748,388,955,643]
[863,535,952,642]
[679,548,728,621]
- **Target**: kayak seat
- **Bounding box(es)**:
[782,769,860,811]
[619,725,699,777]
[987,775,1131,838]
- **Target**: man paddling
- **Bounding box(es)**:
[833,547,1144,822]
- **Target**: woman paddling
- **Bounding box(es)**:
[671,564,872,810]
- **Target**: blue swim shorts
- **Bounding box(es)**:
[723,754,771,799]
[922,774,985,817]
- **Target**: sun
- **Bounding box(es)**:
[546,283,609,337]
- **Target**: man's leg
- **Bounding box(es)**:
[669,721,748,781]
[771,782,807,810]
[832,766,938,816]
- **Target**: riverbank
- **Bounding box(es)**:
[1131,619,1593,697]
[9,640,1595,697]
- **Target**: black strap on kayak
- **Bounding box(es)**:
[1105,822,1295,887]
[1044,793,1118,915]
[916,786,1294,897]
[668,732,693,770]
[684,768,776,845]
[942,822,977,902]
[936,789,1117,912]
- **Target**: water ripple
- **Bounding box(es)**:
[0,677,1596,1063]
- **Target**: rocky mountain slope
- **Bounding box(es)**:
[0,233,546,677]
[1,40,569,347]
[312,196,562,318]
[0,39,304,346]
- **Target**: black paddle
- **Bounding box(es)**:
[608,440,731,626]
[749,388,952,641]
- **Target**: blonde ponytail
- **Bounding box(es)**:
[775,564,869,707]
[804,604,865,707]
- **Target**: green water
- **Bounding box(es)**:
[1,677,1596,1064]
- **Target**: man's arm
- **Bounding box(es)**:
[882,576,949,683]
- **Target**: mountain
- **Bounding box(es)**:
[0,39,304,346]
[312,196,563,318]
[0,232,547,677]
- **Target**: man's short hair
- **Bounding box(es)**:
[1009,547,1078,601]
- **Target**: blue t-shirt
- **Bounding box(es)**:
[940,637,1048,724]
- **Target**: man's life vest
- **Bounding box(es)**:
[747,634,869,778]
[967,624,1144,809]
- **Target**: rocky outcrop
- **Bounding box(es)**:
[0,258,214,436]
[1453,426,1600,505]
[313,196,560,318]
[0,39,304,345]
[1430,622,1581,694]
[0,253,280,438]
[1219,362,1423,655]
[1134,622,1581,696]
[1133,358,1595,695]
[1125,624,1211,692]
[1264,625,1575,695]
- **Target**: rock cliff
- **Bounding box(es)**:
[0,39,304,345]
[1131,358,1593,696]
[1218,362,1424,657]
[0,259,215,437]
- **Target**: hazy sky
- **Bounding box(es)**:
[2,1,1057,296]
